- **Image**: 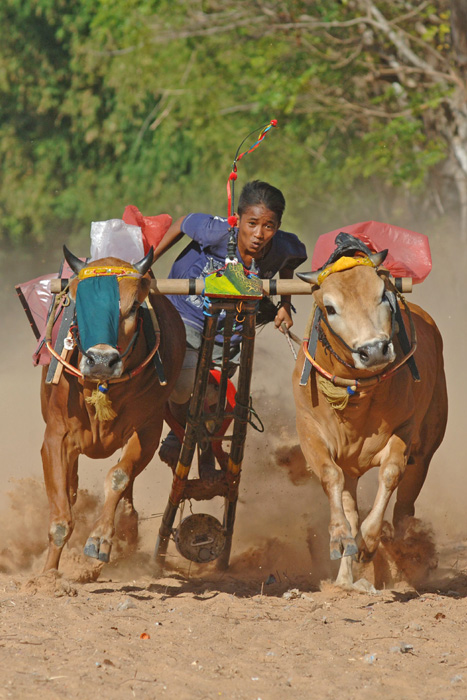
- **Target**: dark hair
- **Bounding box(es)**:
[237,180,285,222]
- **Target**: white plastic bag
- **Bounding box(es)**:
[89,219,145,263]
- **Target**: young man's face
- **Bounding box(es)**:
[237,203,280,260]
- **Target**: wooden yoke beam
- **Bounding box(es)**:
[49,276,412,295]
[148,278,316,296]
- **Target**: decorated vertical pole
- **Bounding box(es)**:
[225,119,278,262]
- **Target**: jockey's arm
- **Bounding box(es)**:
[274,267,294,332]
[153,216,186,261]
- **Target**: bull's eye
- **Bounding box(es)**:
[325,304,336,316]
[129,301,140,316]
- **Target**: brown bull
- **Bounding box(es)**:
[293,250,447,587]
[40,248,185,571]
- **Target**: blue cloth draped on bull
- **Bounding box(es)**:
[75,276,120,351]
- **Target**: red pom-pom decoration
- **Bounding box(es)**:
[227,215,238,227]
[228,171,238,181]
[270,119,278,126]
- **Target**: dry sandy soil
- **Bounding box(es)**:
[1,233,467,700]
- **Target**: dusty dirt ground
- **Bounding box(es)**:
[1,231,467,700]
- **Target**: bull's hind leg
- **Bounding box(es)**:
[115,480,139,548]
[393,376,447,529]
[41,430,78,571]
[84,429,159,563]
[392,454,426,527]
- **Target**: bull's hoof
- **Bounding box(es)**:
[84,537,100,559]
[330,536,358,560]
[98,540,112,562]
[344,542,359,557]
[84,536,112,563]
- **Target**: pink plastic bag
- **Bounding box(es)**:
[122,206,172,255]
[311,221,432,283]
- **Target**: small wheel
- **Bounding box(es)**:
[175,513,226,563]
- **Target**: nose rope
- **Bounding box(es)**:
[318,325,355,369]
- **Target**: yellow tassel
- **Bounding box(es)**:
[85,383,117,421]
[317,375,351,411]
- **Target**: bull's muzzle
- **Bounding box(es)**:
[353,339,395,370]
[80,345,123,379]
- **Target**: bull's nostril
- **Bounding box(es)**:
[382,341,389,356]
[84,349,120,370]
[108,353,120,368]
[359,349,369,362]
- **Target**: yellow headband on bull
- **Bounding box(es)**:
[316,256,375,285]
[297,250,388,287]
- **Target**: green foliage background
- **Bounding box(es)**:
[0,0,457,263]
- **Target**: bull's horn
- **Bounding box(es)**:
[297,271,320,285]
[133,247,154,276]
[63,245,86,275]
[368,249,388,267]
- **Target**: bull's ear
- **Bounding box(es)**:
[63,245,86,275]
[133,246,154,276]
[297,270,320,286]
[368,249,388,267]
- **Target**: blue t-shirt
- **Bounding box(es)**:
[168,213,307,339]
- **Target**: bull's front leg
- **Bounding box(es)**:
[335,476,360,587]
[320,461,359,562]
[84,429,158,563]
[41,429,79,571]
[357,435,408,561]
[299,427,358,562]
[296,408,358,571]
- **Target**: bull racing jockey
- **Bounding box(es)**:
[152,179,307,477]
